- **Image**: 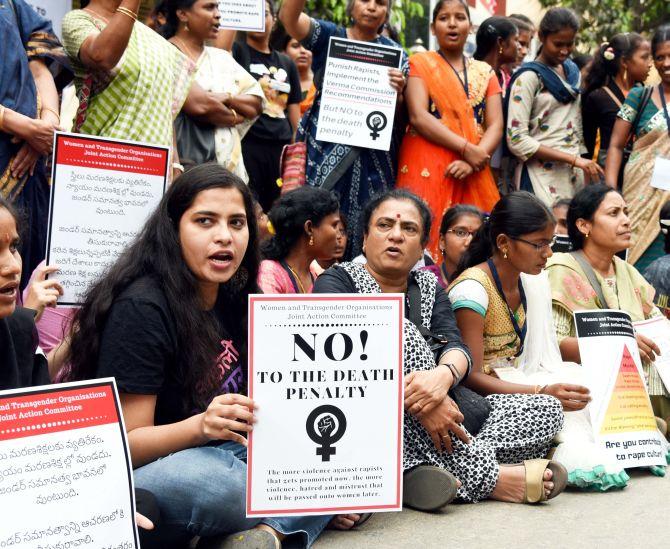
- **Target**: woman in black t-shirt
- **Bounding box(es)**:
[65,164,331,548]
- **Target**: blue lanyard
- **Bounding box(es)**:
[486,258,527,357]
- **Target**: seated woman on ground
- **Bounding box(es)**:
[258,186,342,294]
[313,189,567,508]
[448,192,632,490]
[546,184,670,420]
[421,205,483,287]
[0,197,160,538]
[63,164,334,549]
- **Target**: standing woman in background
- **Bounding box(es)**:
[395,0,502,259]
[505,8,603,207]
[161,0,264,182]
[279,0,408,259]
[474,16,520,188]
[605,26,670,270]
[270,24,316,115]
[1,0,66,289]
[582,32,651,185]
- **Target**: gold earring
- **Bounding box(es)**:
[440,248,446,256]
[184,21,190,32]
[309,235,314,246]
[503,250,508,259]
[498,46,503,54]
[585,232,590,239]
[623,68,628,85]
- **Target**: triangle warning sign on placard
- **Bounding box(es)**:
[599,344,657,435]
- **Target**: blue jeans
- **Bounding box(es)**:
[134,441,331,548]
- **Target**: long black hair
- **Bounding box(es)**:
[474,16,518,61]
[567,184,618,250]
[262,186,340,261]
[66,164,260,410]
[584,33,645,94]
[456,192,554,276]
[362,189,432,246]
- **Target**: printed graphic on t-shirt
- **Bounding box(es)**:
[216,338,246,394]
[249,63,290,118]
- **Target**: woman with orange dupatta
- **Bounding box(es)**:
[397,0,502,259]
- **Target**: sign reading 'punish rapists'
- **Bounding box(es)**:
[316,37,402,151]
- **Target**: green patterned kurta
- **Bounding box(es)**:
[62,10,194,147]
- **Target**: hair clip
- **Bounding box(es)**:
[267,220,276,235]
[603,46,616,60]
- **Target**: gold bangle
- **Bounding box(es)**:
[0,106,5,132]
[571,154,578,167]
[116,7,138,20]
[41,106,61,123]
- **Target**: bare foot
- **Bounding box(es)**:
[328,514,361,530]
[490,464,553,503]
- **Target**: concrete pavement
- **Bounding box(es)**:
[314,470,669,548]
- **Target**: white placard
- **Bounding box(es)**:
[247,295,404,517]
[316,37,402,151]
[634,316,670,393]
[0,379,139,548]
[575,310,665,468]
[218,0,265,31]
[46,132,168,306]
[650,156,670,191]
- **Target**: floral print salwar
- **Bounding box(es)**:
[506,70,585,206]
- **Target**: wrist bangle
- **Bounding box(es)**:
[460,139,468,157]
[172,162,184,173]
[442,363,462,387]
[230,108,238,124]
[41,106,60,124]
[571,155,578,167]
[116,6,138,20]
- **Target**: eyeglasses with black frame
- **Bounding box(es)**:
[510,235,557,251]
[446,228,478,239]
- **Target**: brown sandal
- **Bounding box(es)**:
[520,459,567,503]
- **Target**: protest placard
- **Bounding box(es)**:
[634,316,670,393]
[46,132,168,306]
[0,379,138,548]
[575,310,665,468]
[247,295,404,517]
[316,37,402,151]
[218,0,265,31]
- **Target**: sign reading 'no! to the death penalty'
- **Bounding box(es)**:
[316,37,403,151]
[247,295,404,517]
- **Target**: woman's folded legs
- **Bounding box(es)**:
[134,440,330,548]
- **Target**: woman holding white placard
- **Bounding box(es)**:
[279,0,408,260]
[64,164,333,549]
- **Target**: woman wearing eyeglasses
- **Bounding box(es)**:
[421,205,483,287]
[447,192,631,491]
